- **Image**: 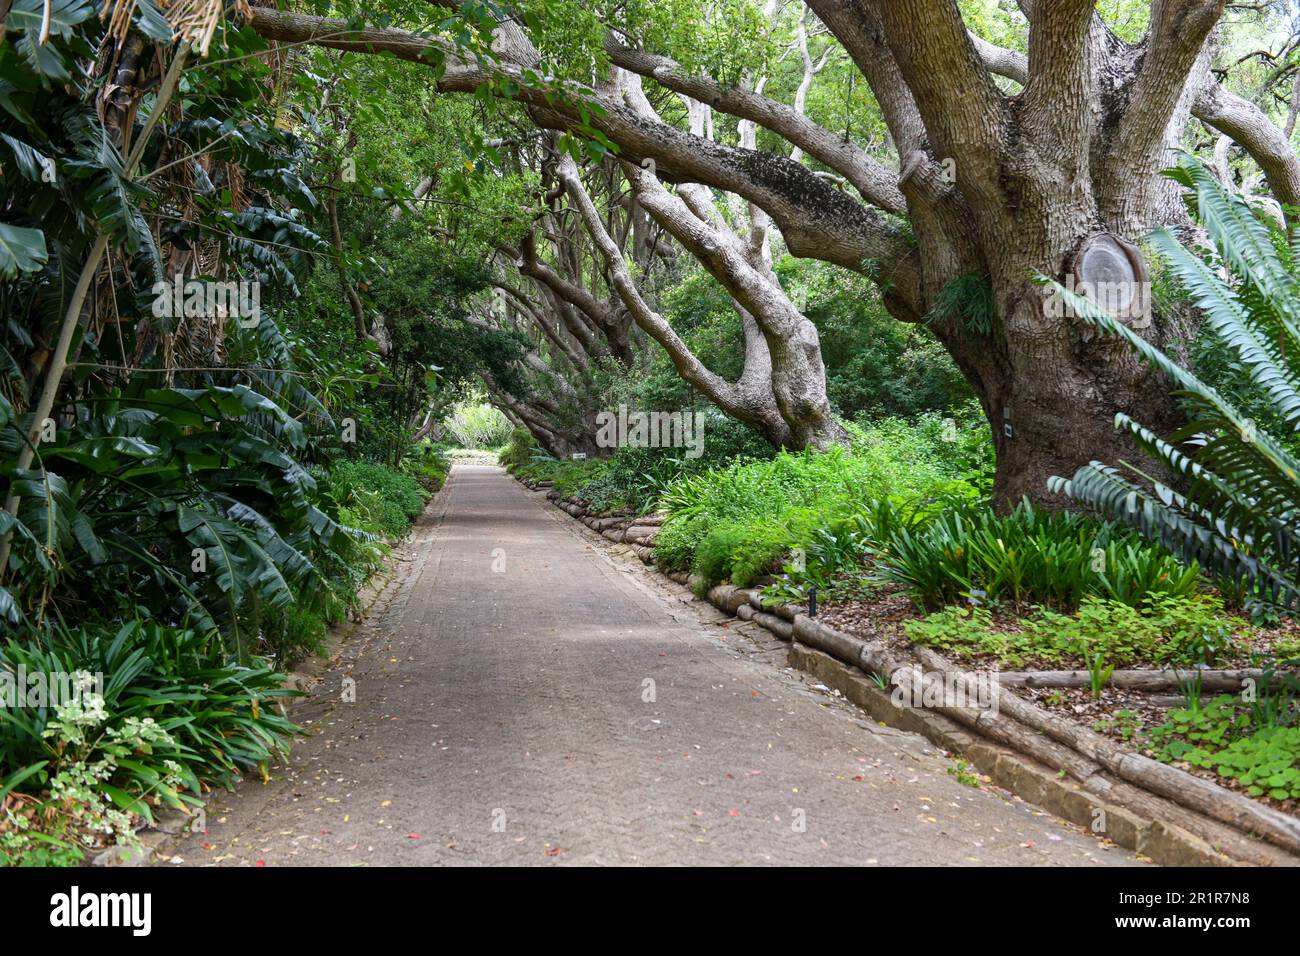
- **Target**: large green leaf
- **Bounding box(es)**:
[5,0,95,81]
[5,0,95,38]
[0,222,47,279]
[0,132,52,181]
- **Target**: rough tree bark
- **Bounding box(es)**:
[468,278,605,458]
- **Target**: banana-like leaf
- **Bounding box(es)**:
[0,222,48,279]
[5,0,95,38]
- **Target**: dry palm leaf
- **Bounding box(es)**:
[101,0,225,56]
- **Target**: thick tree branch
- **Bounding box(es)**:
[605,38,906,214]
[558,157,736,406]
[1194,80,1300,209]
[969,32,1027,84]
[248,8,447,61]
[1021,1,1098,164]
[516,234,633,365]
[249,7,905,278]
[871,0,1009,178]
[805,0,927,157]
[492,278,592,375]
[1112,1,1225,172]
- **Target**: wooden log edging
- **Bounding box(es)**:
[912,646,1300,856]
[528,480,1300,866]
[794,618,1300,863]
[998,668,1271,692]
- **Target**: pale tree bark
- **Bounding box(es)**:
[492,277,593,378]
[618,70,846,449]
[514,233,635,366]
[469,299,601,458]
[558,154,797,447]
[246,7,917,286]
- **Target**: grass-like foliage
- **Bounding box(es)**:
[873,500,1200,611]
[0,620,300,864]
[443,399,512,450]
[1049,155,1300,609]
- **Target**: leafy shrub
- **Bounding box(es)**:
[514,413,778,516]
[401,441,449,490]
[902,606,1032,664]
[442,399,512,449]
[259,604,331,662]
[498,428,540,471]
[1024,594,1242,666]
[1147,695,1253,761]
[325,459,429,538]
[0,383,361,650]
[846,404,994,500]
[1145,687,1300,800]
[655,419,979,586]
[0,620,300,864]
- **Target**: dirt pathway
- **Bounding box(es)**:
[165,464,1140,866]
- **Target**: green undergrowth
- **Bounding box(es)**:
[0,620,300,866]
[902,593,1247,669]
[499,414,778,515]
[654,413,992,589]
[1128,667,1300,802]
[0,448,442,866]
[870,501,1201,611]
[325,458,432,539]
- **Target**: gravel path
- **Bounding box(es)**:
[164,464,1140,866]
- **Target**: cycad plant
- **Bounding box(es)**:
[1048,155,1300,608]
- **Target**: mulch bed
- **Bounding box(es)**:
[815,583,1300,819]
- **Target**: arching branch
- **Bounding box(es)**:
[604,38,906,214]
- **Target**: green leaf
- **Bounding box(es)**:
[131,0,174,41]
[101,784,150,819]
[0,761,48,801]
[0,132,52,181]
[5,0,95,38]
[0,222,48,279]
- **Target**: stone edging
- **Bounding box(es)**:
[526,479,1300,868]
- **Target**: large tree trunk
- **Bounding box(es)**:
[852,0,1230,508]
[933,281,1186,508]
